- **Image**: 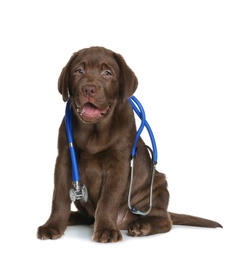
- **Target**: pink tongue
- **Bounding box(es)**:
[81,102,109,120]
[83,103,99,115]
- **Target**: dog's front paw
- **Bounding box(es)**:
[37,225,64,240]
[92,228,123,243]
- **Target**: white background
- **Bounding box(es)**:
[0,0,240,259]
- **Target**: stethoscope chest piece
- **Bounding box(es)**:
[69,182,88,202]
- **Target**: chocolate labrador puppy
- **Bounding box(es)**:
[37,46,222,242]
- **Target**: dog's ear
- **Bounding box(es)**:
[113,53,138,101]
[58,52,78,101]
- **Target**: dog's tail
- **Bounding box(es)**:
[169,212,223,228]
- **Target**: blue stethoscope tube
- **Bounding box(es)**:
[65,99,80,182]
[128,96,158,164]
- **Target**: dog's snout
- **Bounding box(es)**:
[82,85,96,97]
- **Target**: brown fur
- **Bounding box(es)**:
[37,46,222,242]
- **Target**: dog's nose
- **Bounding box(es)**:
[82,85,96,97]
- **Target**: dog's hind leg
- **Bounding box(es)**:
[127,170,172,237]
[127,211,172,237]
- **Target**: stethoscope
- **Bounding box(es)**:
[65,96,158,216]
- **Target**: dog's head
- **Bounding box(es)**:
[58,46,138,124]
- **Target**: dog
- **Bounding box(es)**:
[37,46,222,242]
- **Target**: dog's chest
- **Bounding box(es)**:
[77,151,109,203]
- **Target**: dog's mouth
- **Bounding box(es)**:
[76,102,110,122]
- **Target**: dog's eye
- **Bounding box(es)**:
[102,70,112,77]
[77,68,84,74]
[105,70,112,75]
